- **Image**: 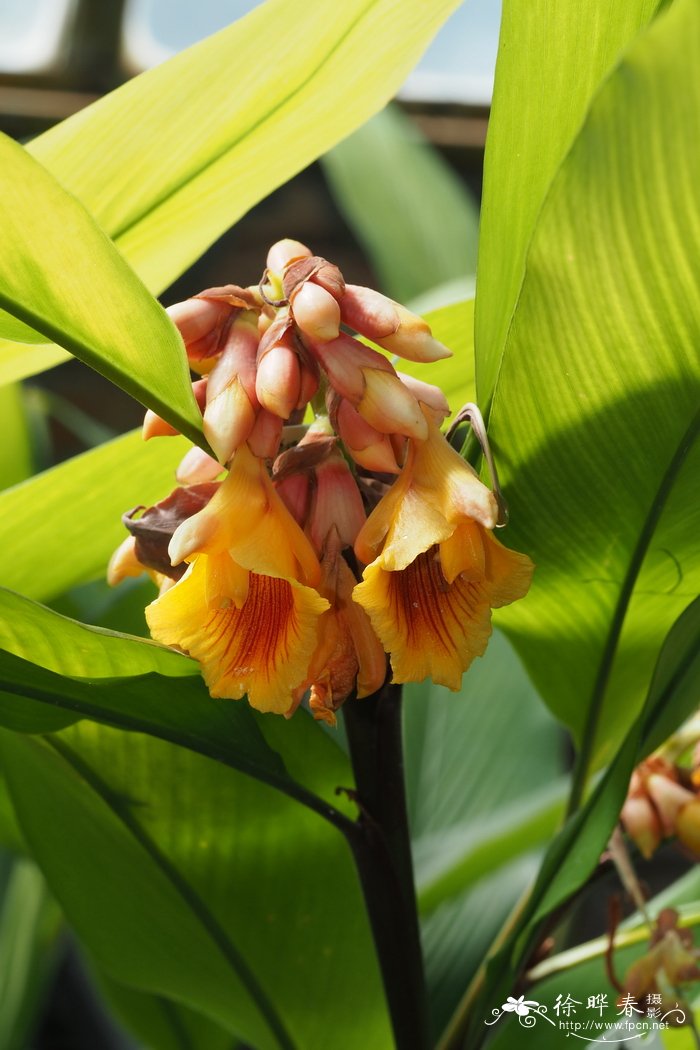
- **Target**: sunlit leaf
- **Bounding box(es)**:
[0,429,188,602]
[0,136,202,442]
[485,0,700,772]
[0,0,462,382]
[475,0,662,401]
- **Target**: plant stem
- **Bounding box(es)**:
[526,902,700,983]
[343,683,429,1050]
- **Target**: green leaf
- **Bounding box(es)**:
[1,0,462,381]
[475,0,662,401]
[403,630,565,1038]
[0,857,62,1050]
[0,588,361,819]
[485,0,700,773]
[98,971,243,1050]
[0,387,32,490]
[0,588,196,680]
[322,104,479,302]
[0,136,202,443]
[0,428,188,602]
[462,595,700,1047]
[0,726,392,1050]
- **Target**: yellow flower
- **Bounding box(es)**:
[146,443,329,713]
[352,412,534,690]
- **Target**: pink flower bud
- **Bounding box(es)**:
[309,454,367,552]
[176,446,223,485]
[256,344,301,420]
[359,368,428,441]
[396,372,450,420]
[107,536,143,586]
[143,379,208,441]
[266,239,312,279]
[290,282,341,342]
[167,287,258,372]
[142,410,179,441]
[621,795,662,859]
[647,774,695,834]
[340,285,451,362]
[207,318,259,407]
[335,398,401,474]
[311,332,393,402]
[203,378,257,464]
[247,409,283,460]
[275,473,311,526]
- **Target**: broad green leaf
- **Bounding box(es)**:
[416,781,567,916]
[403,630,564,1038]
[461,595,700,1048]
[0,428,188,602]
[475,0,662,401]
[0,0,462,381]
[0,136,202,443]
[485,0,700,772]
[99,973,238,1050]
[322,104,479,302]
[0,857,62,1050]
[0,588,195,680]
[0,589,359,816]
[0,387,32,490]
[0,726,392,1050]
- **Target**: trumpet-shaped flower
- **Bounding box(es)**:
[352,411,534,691]
[146,443,329,713]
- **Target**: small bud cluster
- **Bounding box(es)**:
[623,908,700,1012]
[144,238,451,481]
[621,754,700,859]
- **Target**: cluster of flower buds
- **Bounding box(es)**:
[110,240,533,723]
[622,908,700,1015]
[621,755,700,859]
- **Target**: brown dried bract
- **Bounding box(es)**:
[124,483,219,578]
[282,257,345,302]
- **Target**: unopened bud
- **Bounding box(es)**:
[107,536,144,586]
[247,409,283,460]
[168,287,257,372]
[275,473,311,526]
[290,281,341,342]
[359,368,428,441]
[647,774,695,834]
[397,372,450,419]
[203,378,257,464]
[335,398,401,474]
[143,379,207,441]
[621,795,662,859]
[176,446,223,485]
[266,239,312,279]
[340,285,451,362]
[310,454,366,552]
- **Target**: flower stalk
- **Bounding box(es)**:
[343,682,430,1050]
